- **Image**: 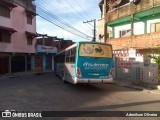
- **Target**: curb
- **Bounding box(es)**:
[115,82,144,90]
[123,85,144,91]
[115,81,160,95]
[146,90,160,95]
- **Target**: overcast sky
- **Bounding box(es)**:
[35,0,101,42]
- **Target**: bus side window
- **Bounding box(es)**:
[62,56,65,63]
[70,56,75,63]
[70,47,76,63]
[71,47,76,56]
[66,57,69,63]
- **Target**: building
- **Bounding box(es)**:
[34,35,74,73]
[98,0,160,85]
[98,0,160,55]
[0,0,36,74]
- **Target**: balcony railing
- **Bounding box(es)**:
[106,0,160,22]
[107,32,160,50]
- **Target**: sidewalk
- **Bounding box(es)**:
[114,79,160,95]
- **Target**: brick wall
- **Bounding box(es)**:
[107,32,160,50]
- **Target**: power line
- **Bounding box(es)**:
[74,0,93,22]
[64,0,94,27]
[36,4,92,38]
[36,0,93,40]
[41,0,93,32]
[83,19,96,42]
[38,15,92,40]
[36,5,92,40]
[13,0,93,40]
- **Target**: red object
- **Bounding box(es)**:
[109,68,114,76]
[77,68,81,75]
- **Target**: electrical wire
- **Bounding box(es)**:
[14,0,94,41]
[36,0,93,40]
[38,0,92,33]
[36,4,92,38]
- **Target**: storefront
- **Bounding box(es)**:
[33,45,57,73]
[0,53,34,74]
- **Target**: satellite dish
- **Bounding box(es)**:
[133,0,141,5]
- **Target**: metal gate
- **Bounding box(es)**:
[114,50,159,85]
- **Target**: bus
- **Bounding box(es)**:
[54,41,114,84]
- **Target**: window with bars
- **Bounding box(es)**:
[27,15,32,25]
[0,31,11,43]
[27,37,33,45]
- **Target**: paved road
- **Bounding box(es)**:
[0,73,160,120]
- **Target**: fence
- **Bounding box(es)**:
[114,50,159,85]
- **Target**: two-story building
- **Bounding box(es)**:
[34,35,74,73]
[98,0,160,55]
[0,0,36,74]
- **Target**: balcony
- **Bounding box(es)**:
[1,0,17,8]
[107,32,160,50]
[106,0,160,23]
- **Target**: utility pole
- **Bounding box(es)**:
[83,19,96,42]
[130,0,141,47]
[104,0,107,43]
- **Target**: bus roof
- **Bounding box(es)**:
[56,43,77,55]
[56,41,112,55]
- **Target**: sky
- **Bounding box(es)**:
[35,0,101,42]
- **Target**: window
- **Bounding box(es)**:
[0,31,2,42]
[70,47,76,63]
[27,15,32,25]
[71,47,76,56]
[27,37,33,45]
[0,5,10,18]
[0,31,11,43]
[25,9,36,25]
[57,52,65,63]
[65,50,70,63]
[151,22,160,33]
[119,29,131,37]
[70,56,75,63]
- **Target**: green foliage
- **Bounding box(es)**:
[146,45,160,81]
[155,56,160,68]
[155,45,160,67]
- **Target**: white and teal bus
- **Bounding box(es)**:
[54,41,114,84]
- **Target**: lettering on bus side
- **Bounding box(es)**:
[83,62,109,67]
[82,62,109,70]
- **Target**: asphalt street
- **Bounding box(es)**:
[0,73,160,120]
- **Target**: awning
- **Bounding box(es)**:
[0,0,17,9]
[0,26,17,33]
[25,9,37,17]
[25,31,37,38]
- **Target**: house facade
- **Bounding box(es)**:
[98,0,160,55]
[34,35,74,73]
[0,0,36,74]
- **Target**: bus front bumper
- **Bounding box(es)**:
[75,77,113,84]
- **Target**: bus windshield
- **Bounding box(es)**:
[79,43,112,58]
